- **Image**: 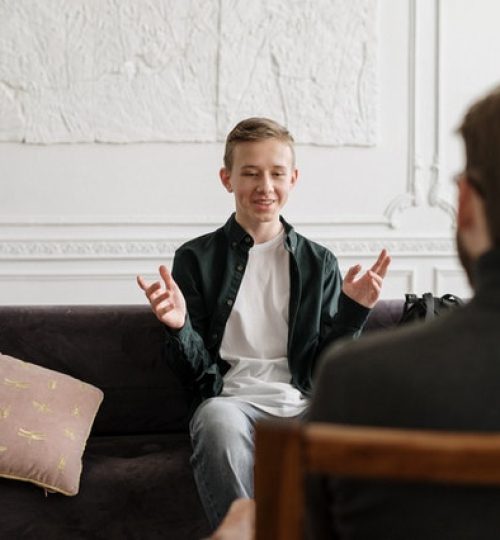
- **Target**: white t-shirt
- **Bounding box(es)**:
[219,230,308,417]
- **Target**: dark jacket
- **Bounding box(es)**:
[165,213,369,400]
[308,248,500,540]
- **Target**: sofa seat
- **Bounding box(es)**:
[0,432,208,539]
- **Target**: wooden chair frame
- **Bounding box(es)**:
[254,420,500,540]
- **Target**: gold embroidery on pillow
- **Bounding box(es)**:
[4,378,29,389]
[48,380,57,390]
[18,428,46,441]
[0,406,10,419]
[57,456,66,471]
[72,406,80,416]
[64,428,76,441]
[33,401,52,413]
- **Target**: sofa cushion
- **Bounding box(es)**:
[0,353,103,496]
[0,433,210,540]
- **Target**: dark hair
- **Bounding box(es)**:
[223,117,295,170]
[459,85,500,246]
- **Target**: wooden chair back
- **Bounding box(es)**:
[254,420,500,540]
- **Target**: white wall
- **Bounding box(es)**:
[1,0,498,305]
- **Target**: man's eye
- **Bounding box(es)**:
[273,172,285,177]
[243,172,257,177]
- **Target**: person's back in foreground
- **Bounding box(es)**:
[308,84,500,539]
[138,117,390,531]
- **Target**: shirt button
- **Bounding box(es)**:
[236,264,244,272]
[227,299,234,306]
[231,241,237,248]
[212,333,218,340]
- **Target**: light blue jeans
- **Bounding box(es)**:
[189,397,304,530]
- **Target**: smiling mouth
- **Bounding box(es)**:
[253,199,276,206]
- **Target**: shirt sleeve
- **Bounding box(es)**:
[318,251,370,354]
[163,247,224,396]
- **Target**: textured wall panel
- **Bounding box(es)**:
[0,0,219,143]
[218,0,377,144]
[0,0,377,144]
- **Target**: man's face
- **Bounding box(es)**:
[220,139,298,230]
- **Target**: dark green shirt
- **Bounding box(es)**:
[165,214,369,400]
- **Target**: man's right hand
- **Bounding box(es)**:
[137,265,187,330]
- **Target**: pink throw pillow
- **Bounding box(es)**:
[0,353,103,496]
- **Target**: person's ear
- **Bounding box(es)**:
[457,175,493,257]
[290,168,299,189]
[220,168,233,193]
[457,178,474,230]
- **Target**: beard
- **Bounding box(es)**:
[456,229,476,288]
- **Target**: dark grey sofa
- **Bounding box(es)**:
[0,300,404,540]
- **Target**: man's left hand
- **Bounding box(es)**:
[342,249,391,309]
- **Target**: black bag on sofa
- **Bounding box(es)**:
[399,292,464,325]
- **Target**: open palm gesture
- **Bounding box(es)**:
[342,249,391,309]
[137,265,187,330]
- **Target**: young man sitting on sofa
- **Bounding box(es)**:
[210,85,500,539]
[137,117,391,531]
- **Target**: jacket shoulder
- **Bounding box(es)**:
[311,306,476,422]
[175,226,225,256]
[294,232,337,265]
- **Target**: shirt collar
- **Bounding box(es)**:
[223,213,297,251]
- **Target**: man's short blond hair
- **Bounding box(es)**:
[223,117,295,171]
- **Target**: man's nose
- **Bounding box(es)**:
[257,173,273,192]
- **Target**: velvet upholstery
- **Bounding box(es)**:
[364,299,404,333]
[0,306,208,540]
[0,301,403,539]
[0,306,194,435]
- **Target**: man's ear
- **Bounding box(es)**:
[290,168,299,188]
[220,168,233,193]
[457,175,493,257]
[457,178,474,230]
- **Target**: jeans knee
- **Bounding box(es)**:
[190,398,251,449]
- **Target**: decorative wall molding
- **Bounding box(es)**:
[0,237,456,261]
[322,238,455,257]
[427,0,456,224]
[384,0,421,229]
[378,268,415,293]
[384,0,418,228]
[384,0,456,228]
[0,240,178,260]
[0,214,390,228]
[433,267,470,297]
[0,272,144,281]
[0,215,225,227]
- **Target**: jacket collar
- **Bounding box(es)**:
[223,213,298,251]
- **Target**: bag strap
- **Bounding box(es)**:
[422,292,435,322]
[402,293,418,317]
